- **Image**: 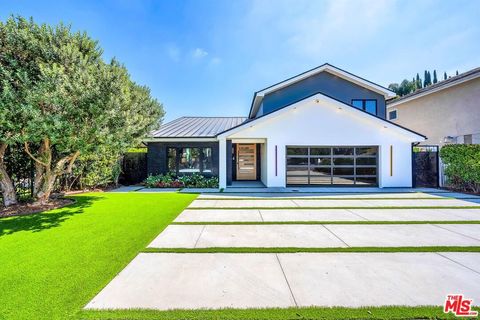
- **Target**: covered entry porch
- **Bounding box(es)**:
[222,139,267,188]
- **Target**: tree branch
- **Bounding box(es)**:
[65,151,80,174]
[54,151,80,175]
[24,141,49,167]
[0,143,7,162]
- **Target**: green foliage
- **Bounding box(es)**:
[416,73,422,89]
[178,173,219,188]
[144,173,219,188]
[126,147,147,153]
[389,79,415,96]
[68,148,122,189]
[440,144,480,193]
[144,172,182,188]
[0,16,164,200]
[389,69,454,97]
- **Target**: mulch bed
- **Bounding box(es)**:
[0,198,75,218]
[440,187,480,196]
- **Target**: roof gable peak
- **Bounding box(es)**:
[249,63,395,118]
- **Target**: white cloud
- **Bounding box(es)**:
[192,48,208,59]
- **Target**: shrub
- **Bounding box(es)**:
[440,144,480,193]
[178,173,219,188]
[144,173,218,188]
[144,172,181,188]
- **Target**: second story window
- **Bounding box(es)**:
[352,99,377,115]
[389,110,397,120]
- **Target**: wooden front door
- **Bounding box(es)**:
[236,144,256,180]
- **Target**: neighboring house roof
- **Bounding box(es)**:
[387,66,480,107]
[149,116,247,138]
[219,91,426,140]
[249,63,397,118]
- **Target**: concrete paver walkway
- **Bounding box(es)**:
[174,208,480,222]
[197,192,480,199]
[188,198,480,208]
[86,252,480,310]
[148,224,480,248]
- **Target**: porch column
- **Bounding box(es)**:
[218,137,227,189]
[226,140,232,186]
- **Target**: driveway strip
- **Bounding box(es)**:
[86,252,480,310]
[148,224,480,248]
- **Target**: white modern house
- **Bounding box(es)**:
[146,64,426,188]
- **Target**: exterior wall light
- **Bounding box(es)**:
[443,136,456,144]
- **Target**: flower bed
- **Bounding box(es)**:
[144,173,219,188]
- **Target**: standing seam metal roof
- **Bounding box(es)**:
[150,117,247,138]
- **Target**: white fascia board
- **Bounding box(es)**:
[387,72,480,108]
[143,137,218,142]
[221,93,425,141]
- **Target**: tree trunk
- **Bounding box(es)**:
[35,169,56,205]
[24,139,80,204]
[0,143,18,207]
[33,140,47,198]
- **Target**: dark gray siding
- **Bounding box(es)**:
[261,71,386,119]
[147,141,219,177]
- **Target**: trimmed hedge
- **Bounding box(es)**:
[440,144,480,193]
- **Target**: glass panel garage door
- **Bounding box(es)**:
[286,146,378,186]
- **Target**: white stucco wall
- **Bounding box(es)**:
[220,94,424,188]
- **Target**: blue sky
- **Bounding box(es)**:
[2,0,480,121]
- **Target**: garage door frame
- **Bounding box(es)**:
[285,145,379,187]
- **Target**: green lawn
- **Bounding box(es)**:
[80,306,472,320]
[1,192,476,320]
[0,192,197,320]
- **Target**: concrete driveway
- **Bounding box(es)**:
[86,190,480,311]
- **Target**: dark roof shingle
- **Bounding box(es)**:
[150,117,247,138]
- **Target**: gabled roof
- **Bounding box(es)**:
[219,91,426,140]
[387,66,480,107]
[249,63,396,118]
[150,117,246,138]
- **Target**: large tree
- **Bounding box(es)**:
[0,90,19,206]
[2,16,163,204]
[416,73,422,89]
[0,17,41,206]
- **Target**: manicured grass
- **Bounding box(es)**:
[0,192,197,320]
[80,305,476,319]
[197,197,462,200]
[188,206,480,210]
[172,220,480,225]
[142,246,480,254]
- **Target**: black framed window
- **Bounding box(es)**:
[167,147,212,174]
[389,110,397,120]
[351,99,377,115]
